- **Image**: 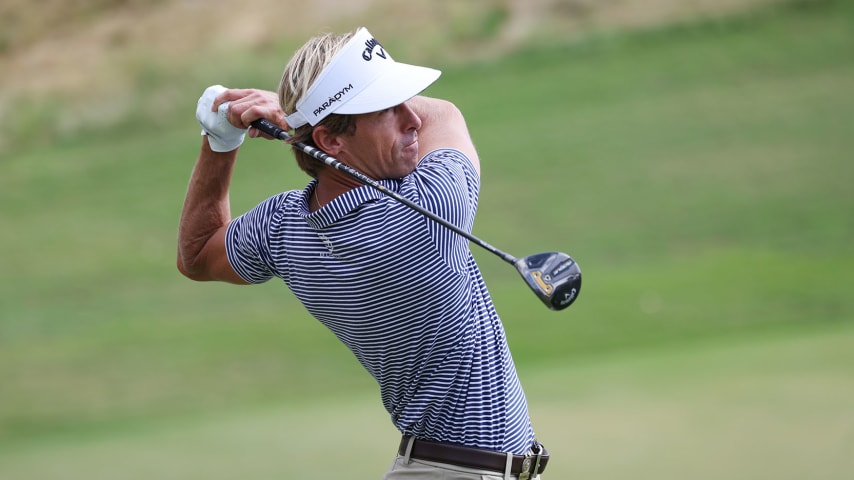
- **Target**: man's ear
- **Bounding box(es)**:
[312,125,343,155]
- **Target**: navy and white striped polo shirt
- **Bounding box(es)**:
[225,148,535,454]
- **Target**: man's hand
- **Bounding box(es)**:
[196,86,289,151]
[196,85,249,152]
[211,88,290,140]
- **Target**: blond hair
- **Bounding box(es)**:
[278,30,358,177]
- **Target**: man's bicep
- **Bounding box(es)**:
[426,126,479,177]
[411,97,480,176]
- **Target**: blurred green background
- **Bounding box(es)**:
[1,0,852,478]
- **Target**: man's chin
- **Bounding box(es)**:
[394,153,421,178]
[403,140,419,157]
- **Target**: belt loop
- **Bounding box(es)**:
[403,436,416,465]
[504,452,514,480]
[530,441,543,479]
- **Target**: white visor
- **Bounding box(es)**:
[285,28,441,128]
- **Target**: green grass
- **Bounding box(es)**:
[1,324,851,479]
[1,0,853,477]
[528,324,854,480]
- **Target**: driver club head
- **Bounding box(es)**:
[514,252,582,311]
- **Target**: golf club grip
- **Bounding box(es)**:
[252,118,289,140]
[252,119,342,171]
[249,118,517,265]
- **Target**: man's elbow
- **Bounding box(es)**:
[176,256,210,282]
[426,97,463,123]
[176,254,250,285]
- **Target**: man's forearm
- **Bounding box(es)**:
[177,138,238,275]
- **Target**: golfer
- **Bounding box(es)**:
[177,27,548,480]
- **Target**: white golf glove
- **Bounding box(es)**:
[196,85,247,152]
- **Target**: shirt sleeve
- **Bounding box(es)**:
[402,149,480,272]
[407,148,480,232]
[225,192,290,284]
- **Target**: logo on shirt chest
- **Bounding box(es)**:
[317,233,341,259]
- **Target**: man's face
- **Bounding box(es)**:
[339,101,423,180]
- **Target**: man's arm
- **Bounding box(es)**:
[176,137,248,284]
[408,96,480,176]
[177,87,287,283]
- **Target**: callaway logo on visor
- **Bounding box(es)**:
[362,38,386,60]
[284,27,441,128]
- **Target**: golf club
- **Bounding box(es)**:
[251,118,581,310]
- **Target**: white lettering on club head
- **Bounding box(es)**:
[559,288,578,306]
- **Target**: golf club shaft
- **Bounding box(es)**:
[251,118,518,265]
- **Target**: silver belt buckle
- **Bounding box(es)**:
[521,441,544,480]
[519,456,532,480]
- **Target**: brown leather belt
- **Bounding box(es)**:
[398,435,549,477]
